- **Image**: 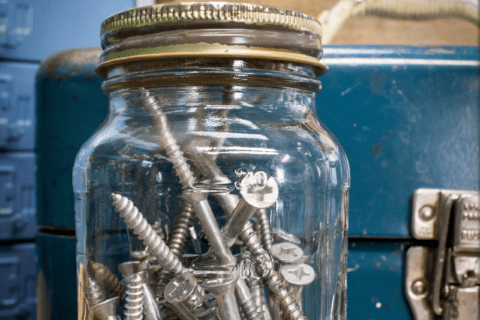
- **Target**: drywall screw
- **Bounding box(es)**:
[89,261,125,299]
[234,278,263,320]
[181,190,237,268]
[255,209,273,252]
[140,88,195,189]
[222,171,278,246]
[247,279,272,320]
[111,193,186,276]
[90,296,120,320]
[164,271,217,320]
[88,277,106,306]
[123,272,144,320]
[280,264,315,312]
[271,243,304,265]
[202,272,242,320]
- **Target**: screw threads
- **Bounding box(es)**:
[124,273,144,320]
[169,202,196,257]
[248,279,271,320]
[239,222,266,257]
[87,278,105,306]
[239,295,263,320]
[89,261,125,299]
[255,209,273,252]
[140,88,195,189]
[111,193,185,275]
[265,272,305,320]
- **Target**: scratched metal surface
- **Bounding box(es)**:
[347,242,412,320]
[318,46,480,238]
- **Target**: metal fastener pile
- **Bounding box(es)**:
[86,89,316,320]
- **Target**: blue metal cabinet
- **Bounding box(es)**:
[0,62,37,151]
[0,0,134,62]
[0,152,36,240]
[0,243,36,320]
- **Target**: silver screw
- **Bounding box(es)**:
[234,278,263,320]
[89,261,125,299]
[247,279,272,320]
[118,261,142,279]
[272,229,301,246]
[123,272,144,320]
[255,209,273,252]
[90,296,120,320]
[87,277,105,306]
[202,272,242,320]
[140,88,195,189]
[271,242,304,265]
[111,193,186,275]
[280,264,315,312]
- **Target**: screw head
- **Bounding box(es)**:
[419,206,435,222]
[164,272,197,303]
[411,279,427,295]
[280,263,315,286]
[271,242,304,264]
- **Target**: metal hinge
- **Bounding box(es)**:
[406,188,480,320]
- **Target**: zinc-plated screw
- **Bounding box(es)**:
[271,242,304,265]
[90,296,120,320]
[123,272,144,320]
[255,209,273,252]
[89,261,125,299]
[280,264,315,312]
[140,88,195,189]
[112,194,186,276]
[88,277,105,306]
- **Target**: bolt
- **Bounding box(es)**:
[411,279,427,295]
[255,209,273,252]
[164,271,217,320]
[123,272,144,320]
[271,242,304,265]
[222,171,278,246]
[203,272,242,320]
[280,264,315,311]
[234,278,264,320]
[419,205,435,222]
[88,261,125,299]
[140,88,195,189]
[90,296,120,320]
[87,277,105,306]
[111,194,186,275]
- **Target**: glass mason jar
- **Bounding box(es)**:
[73,3,349,320]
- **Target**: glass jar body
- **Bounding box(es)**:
[74,66,349,320]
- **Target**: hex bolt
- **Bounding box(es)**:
[89,261,125,299]
[90,296,120,320]
[123,272,144,320]
[271,242,304,265]
[280,264,315,312]
[255,209,273,252]
[247,279,272,320]
[88,277,106,306]
[111,193,186,275]
[202,272,242,320]
[222,171,278,246]
[234,278,264,320]
[164,271,217,320]
[140,88,195,189]
[181,191,237,267]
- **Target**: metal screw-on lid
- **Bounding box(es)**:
[97,2,327,77]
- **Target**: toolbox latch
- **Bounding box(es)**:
[406,188,480,320]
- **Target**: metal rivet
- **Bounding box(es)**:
[411,280,427,295]
[419,206,435,221]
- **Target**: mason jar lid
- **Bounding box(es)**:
[97,2,327,77]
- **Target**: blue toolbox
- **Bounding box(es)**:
[35,45,479,319]
[0,243,36,320]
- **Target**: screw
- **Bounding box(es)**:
[264,271,305,320]
[411,279,427,295]
[248,279,272,320]
[222,171,278,246]
[118,261,142,279]
[111,194,186,275]
[123,272,144,320]
[124,271,162,320]
[271,242,304,265]
[90,296,120,320]
[419,206,435,221]
[234,278,263,320]
[280,264,315,312]
[87,277,105,306]
[140,88,195,189]
[202,272,242,320]
[272,229,301,246]
[89,261,125,299]
[255,209,273,252]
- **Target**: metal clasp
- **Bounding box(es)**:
[406,188,480,320]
